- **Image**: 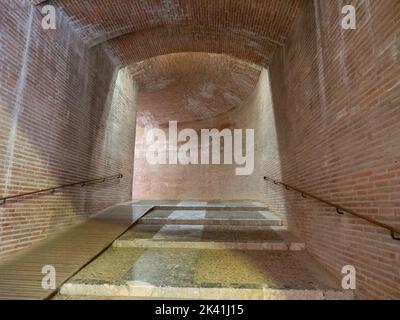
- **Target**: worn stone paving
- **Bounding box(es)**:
[57,203,353,300]
[140,209,282,226]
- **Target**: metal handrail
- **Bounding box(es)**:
[0,173,123,205]
[264,176,400,241]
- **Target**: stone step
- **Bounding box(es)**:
[131,200,270,212]
[153,206,270,212]
[59,247,353,300]
[114,225,304,251]
[140,209,283,226]
[60,282,353,300]
[114,239,304,251]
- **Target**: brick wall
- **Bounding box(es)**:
[0,1,137,258]
[265,0,400,299]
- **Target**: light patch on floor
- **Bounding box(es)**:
[177,201,208,207]
[71,247,145,282]
[124,249,199,287]
[169,210,206,220]
[153,225,204,241]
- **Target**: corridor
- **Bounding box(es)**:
[0,0,399,301]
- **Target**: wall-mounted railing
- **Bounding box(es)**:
[264,176,400,241]
[0,174,123,205]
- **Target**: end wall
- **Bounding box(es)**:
[132,70,273,203]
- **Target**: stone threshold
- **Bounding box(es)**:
[113,239,305,251]
[60,282,353,300]
[152,206,269,211]
[140,218,283,226]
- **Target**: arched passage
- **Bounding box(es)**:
[0,0,399,300]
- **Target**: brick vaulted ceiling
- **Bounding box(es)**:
[54,0,301,66]
[47,0,301,123]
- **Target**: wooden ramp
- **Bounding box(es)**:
[0,203,153,300]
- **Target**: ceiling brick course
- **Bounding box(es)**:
[54,0,301,67]
[40,1,301,121]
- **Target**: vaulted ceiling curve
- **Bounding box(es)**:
[38,0,301,122]
[131,52,262,125]
[48,0,301,68]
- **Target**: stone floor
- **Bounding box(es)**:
[0,203,152,300]
[56,202,353,300]
[140,209,282,226]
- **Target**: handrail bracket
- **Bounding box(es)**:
[391,231,400,241]
[336,208,344,215]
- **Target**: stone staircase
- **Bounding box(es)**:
[57,203,353,300]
